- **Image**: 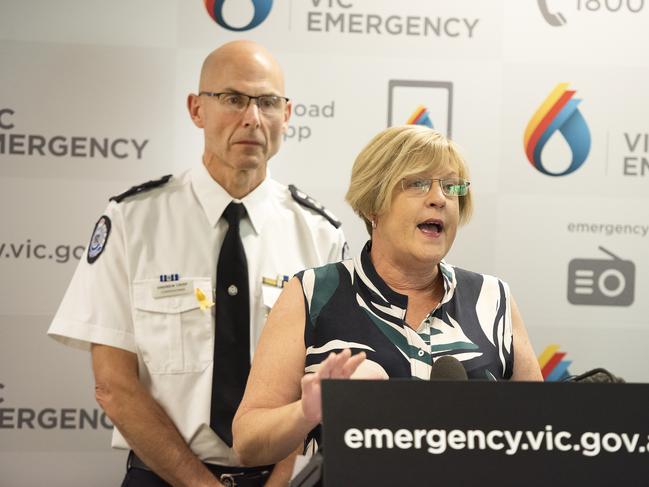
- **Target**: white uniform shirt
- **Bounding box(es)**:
[48,164,346,465]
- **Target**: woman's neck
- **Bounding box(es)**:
[369,244,439,296]
[369,242,445,330]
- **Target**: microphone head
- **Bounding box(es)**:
[430,355,468,381]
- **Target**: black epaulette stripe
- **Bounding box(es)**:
[289,184,341,229]
[109,174,173,203]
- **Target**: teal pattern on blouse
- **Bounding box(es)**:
[298,241,513,381]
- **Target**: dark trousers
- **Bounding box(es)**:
[121,467,172,487]
[121,452,273,487]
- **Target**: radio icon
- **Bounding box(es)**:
[567,247,635,306]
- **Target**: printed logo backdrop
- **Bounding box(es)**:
[1,1,648,486]
[524,83,591,176]
[204,0,274,31]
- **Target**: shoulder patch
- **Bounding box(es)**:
[109,174,172,203]
[87,215,111,264]
[289,184,341,229]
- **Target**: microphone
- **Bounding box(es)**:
[430,356,468,381]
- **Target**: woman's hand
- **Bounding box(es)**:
[300,349,367,425]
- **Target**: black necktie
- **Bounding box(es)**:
[211,202,250,447]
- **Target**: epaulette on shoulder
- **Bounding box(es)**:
[289,184,341,229]
[109,174,172,203]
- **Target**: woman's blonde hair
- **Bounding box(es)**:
[346,125,473,235]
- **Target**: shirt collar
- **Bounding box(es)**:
[355,240,456,310]
[357,241,408,309]
[438,259,457,305]
[190,164,271,234]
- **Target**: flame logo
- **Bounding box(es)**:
[524,83,591,176]
[204,0,273,31]
[538,344,572,381]
[406,105,434,128]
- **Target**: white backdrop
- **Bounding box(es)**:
[1,1,648,485]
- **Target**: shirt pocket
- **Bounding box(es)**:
[261,284,283,310]
[132,278,213,374]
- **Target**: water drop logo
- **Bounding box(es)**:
[524,83,591,176]
[406,105,434,128]
[204,0,273,31]
[538,344,572,381]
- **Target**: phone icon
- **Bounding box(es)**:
[387,80,453,138]
[537,0,567,26]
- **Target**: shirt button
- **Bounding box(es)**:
[418,350,425,357]
[227,285,238,296]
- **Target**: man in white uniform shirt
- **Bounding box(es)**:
[48,41,347,487]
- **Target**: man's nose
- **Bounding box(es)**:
[241,100,261,127]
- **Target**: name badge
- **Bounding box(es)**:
[152,280,191,299]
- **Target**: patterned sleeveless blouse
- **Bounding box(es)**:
[296,241,514,381]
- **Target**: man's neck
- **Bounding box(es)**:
[203,160,266,199]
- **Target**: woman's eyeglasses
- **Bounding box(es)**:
[401,177,470,197]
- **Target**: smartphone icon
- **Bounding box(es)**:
[387,80,453,138]
[537,0,567,26]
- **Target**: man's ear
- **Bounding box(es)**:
[282,100,292,132]
[187,93,204,128]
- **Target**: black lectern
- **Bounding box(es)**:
[315,380,649,486]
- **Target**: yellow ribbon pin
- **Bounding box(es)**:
[195,287,214,311]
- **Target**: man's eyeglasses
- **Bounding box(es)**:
[199,92,290,116]
[401,177,471,197]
